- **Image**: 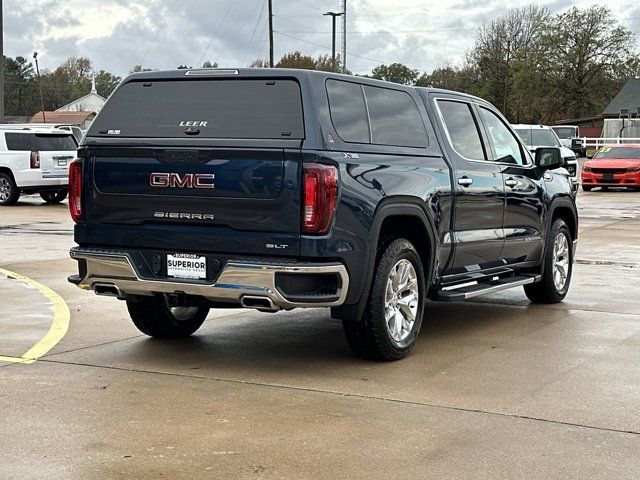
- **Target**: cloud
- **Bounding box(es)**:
[3,0,639,76]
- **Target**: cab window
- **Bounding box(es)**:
[479,107,528,165]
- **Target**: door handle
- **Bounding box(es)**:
[505,178,518,188]
[457,176,473,187]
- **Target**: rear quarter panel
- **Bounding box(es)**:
[301,76,452,304]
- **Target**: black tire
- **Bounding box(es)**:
[126,294,209,338]
[342,238,426,361]
[524,219,573,304]
[40,189,68,204]
[0,172,20,205]
[581,185,592,192]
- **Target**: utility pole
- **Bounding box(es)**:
[0,0,4,123]
[324,11,343,73]
[341,0,347,73]
[33,52,46,122]
[503,38,511,115]
[268,0,274,68]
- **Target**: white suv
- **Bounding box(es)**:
[0,126,78,205]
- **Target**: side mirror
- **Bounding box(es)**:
[535,147,562,170]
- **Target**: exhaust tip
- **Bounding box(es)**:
[93,283,124,298]
[241,295,279,312]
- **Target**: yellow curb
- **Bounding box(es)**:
[0,268,70,364]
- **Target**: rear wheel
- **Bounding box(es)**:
[524,219,573,304]
[40,189,68,204]
[0,173,20,205]
[342,238,426,361]
[581,185,592,192]
[126,294,209,338]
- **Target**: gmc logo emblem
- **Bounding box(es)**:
[150,172,215,189]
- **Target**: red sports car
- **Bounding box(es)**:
[581,145,640,191]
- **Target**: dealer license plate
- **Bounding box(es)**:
[167,253,207,280]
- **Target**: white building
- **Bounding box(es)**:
[55,76,106,113]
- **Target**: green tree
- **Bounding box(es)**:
[95,70,121,98]
[545,5,639,119]
[416,65,481,94]
[178,61,219,70]
[467,5,551,120]
[249,58,268,68]
[370,63,419,85]
[315,54,346,73]
[130,65,154,73]
[276,51,317,70]
[3,56,38,116]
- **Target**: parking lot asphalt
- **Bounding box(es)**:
[1,190,639,479]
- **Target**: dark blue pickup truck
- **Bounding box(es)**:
[68,68,578,361]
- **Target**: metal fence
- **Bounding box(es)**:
[581,137,640,148]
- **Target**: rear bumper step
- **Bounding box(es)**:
[69,247,349,310]
[437,274,541,301]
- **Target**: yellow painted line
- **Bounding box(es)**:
[0,268,70,365]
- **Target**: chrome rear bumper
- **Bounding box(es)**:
[69,247,349,310]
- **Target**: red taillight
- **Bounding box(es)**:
[69,160,83,222]
[30,151,40,169]
[302,163,338,234]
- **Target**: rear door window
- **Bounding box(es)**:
[90,79,304,139]
[5,133,76,151]
[326,80,370,143]
[363,85,428,148]
[437,100,486,160]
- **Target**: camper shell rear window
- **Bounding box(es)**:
[89,79,305,139]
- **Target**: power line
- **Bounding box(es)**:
[215,0,264,67]
[246,14,269,64]
[139,0,180,67]
[274,31,388,65]
[241,1,267,66]
[279,28,477,34]
[196,0,237,67]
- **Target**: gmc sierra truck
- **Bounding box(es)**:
[68,68,578,361]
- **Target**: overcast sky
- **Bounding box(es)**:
[4,0,640,77]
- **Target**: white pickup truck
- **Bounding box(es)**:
[0,126,78,205]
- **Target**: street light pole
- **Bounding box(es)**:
[33,52,46,122]
[324,11,343,73]
[0,0,4,123]
[341,0,347,74]
[268,0,274,68]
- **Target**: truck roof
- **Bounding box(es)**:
[120,67,481,101]
[511,124,553,130]
[0,125,74,135]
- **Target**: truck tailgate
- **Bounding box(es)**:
[83,147,301,256]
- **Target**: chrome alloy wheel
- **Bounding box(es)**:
[384,259,419,342]
[0,177,11,202]
[552,232,570,291]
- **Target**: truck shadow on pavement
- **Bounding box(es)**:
[110,299,555,371]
